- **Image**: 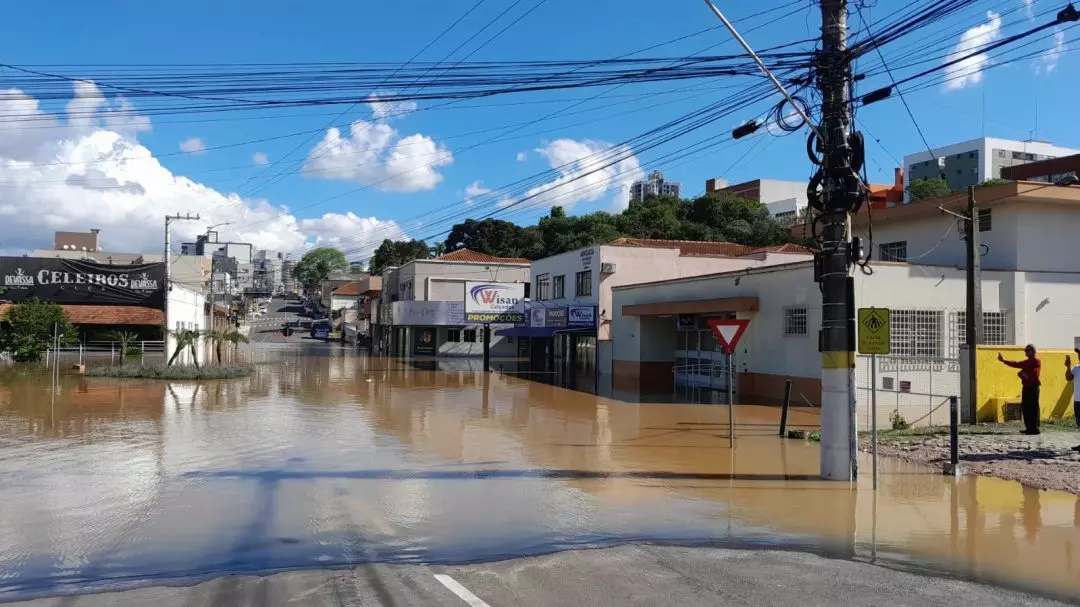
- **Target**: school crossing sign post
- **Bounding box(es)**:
[707,318,750,448]
[857,307,891,491]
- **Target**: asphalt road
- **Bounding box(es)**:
[247,298,317,344]
[10,545,1067,606]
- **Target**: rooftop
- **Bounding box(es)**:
[435,248,531,264]
[0,304,164,326]
[605,238,811,258]
[332,281,363,297]
[791,181,1080,238]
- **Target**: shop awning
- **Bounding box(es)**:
[621,296,758,317]
[494,326,560,338]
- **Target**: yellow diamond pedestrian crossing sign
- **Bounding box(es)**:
[858,308,890,355]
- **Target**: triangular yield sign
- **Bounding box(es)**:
[706,318,750,354]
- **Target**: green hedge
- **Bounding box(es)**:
[86,365,253,380]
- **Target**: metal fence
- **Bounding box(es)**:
[856,355,961,428]
[46,340,166,367]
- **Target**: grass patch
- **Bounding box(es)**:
[86,364,253,380]
[860,419,1079,441]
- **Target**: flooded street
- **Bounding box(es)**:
[2,346,1079,603]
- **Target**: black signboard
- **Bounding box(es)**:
[414,327,437,356]
[0,257,165,308]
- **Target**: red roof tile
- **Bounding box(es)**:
[0,304,164,326]
[332,281,362,296]
[605,238,754,257]
[746,243,814,255]
[436,248,531,264]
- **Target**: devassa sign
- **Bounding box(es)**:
[0,257,165,308]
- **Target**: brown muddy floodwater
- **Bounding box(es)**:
[1,345,1079,602]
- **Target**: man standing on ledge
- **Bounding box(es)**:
[999,345,1042,435]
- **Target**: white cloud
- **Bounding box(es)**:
[943,11,1002,91]
[463,180,492,207]
[1022,0,1035,19]
[302,120,453,192]
[252,152,270,166]
[1035,28,1066,73]
[499,139,643,212]
[0,83,403,262]
[516,151,527,162]
[179,137,207,155]
[366,92,418,121]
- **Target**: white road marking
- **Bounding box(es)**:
[433,574,491,607]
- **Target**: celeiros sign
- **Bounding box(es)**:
[0,257,165,308]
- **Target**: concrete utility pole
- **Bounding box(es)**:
[964,186,982,424]
[816,0,859,481]
[164,213,200,338]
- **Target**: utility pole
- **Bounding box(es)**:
[964,187,982,424]
[164,213,200,340]
[817,0,859,481]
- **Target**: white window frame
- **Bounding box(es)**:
[783,306,808,337]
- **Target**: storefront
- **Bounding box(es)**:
[499,305,598,392]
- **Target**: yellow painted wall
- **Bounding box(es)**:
[975,345,1075,422]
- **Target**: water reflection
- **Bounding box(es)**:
[0,351,1078,602]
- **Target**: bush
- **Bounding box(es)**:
[125,347,143,357]
[889,410,909,431]
[86,364,253,380]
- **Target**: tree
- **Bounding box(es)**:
[0,299,76,362]
[368,239,431,274]
[204,329,227,365]
[442,218,544,259]
[106,330,138,365]
[907,178,953,201]
[166,328,200,368]
[224,329,250,362]
[292,247,349,290]
[687,193,788,246]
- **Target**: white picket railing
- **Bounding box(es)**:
[45,340,166,367]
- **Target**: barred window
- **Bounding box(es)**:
[891,310,944,357]
[951,311,1010,356]
[783,306,808,337]
[879,241,907,262]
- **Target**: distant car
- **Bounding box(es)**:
[313,327,330,340]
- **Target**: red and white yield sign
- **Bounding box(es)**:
[706,318,750,354]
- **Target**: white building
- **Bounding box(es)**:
[376,249,531,358]
[165,284,207,365]
[609,182,1080,426]
[505,238,812,388]
[707,178,809,223]
[629,170,681,205]
[903,137,1079,201]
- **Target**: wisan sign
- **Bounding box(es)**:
[464,281,526,323]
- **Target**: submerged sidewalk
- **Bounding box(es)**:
[861,422,1080,494]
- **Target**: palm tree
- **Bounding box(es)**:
[166,328,200,368]
[106,330,138,365]
[204,329,227,365]
[223,329,250,363]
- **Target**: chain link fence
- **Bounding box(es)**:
[856,355,961,429]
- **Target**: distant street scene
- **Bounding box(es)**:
[3,0,1080,605]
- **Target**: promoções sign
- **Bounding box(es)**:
[464,281,526,323]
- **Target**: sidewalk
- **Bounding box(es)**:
[861,421,1080,494]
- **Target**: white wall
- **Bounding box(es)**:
[1014,203,1080,273]
[1020,272,1080,348]
[758,179,809,207]
[612,262,821,379]
[166,285,206,365]
[852,205,1020,270]
[393,260,530,302]
[330,294,357,312]
[530,244,812,341]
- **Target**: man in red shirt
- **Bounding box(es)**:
[999,345,1042,435]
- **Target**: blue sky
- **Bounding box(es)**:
[0,0,1075,259]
